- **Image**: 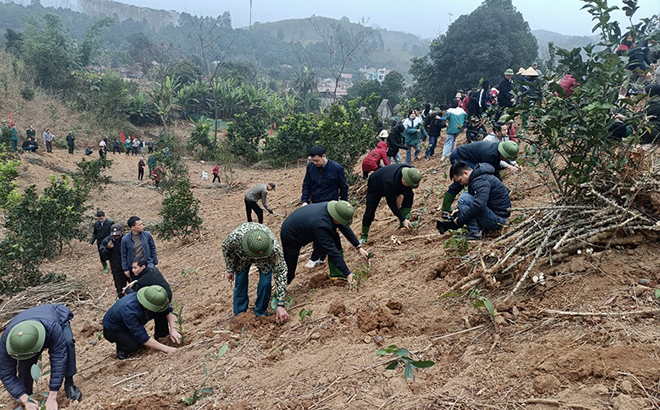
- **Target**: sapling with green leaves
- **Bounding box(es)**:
[376,345,435,380]
[172,298,184,344]
[443,228,468,256]
[182,344,228,406]
[299,308,313,322]
[347,251,374,291]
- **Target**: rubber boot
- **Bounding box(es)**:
[328,250,346,280]
[441,193,456,212]
[398,208,418,228]
[101,260,108,274]
[359,225,370,244]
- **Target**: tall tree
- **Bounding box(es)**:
[21,14,77,90]
[411,0,538,104]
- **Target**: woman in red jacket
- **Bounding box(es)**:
[362,141,390,179]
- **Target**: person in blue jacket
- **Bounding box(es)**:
[121,216,158,280]
[0,305,81,410]
[300,145,349,269]
[102,285,180,360]
[437,162,511,241]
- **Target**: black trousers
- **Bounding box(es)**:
[18,321,77,395]
[212,174,220,183]
[138,168,144,180]
[113,146,121,154]
[103,313,169,354]
[362,191,414,227]
[112,271,128,298]
[245,198,264,224]
[283,231,342,284]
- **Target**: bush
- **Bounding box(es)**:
[226,113,268,164]
[317,101,373,183]
[264,113,319,166]
[150,149,189,190]
[20,85,35,101]
[156,178,202,241]
[74,156,112,191]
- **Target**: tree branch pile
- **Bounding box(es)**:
[0,278,91,329]
[450,175,660,300]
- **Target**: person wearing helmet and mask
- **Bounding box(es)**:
[0,304,81,409]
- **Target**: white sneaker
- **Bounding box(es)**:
[305,259,323,269]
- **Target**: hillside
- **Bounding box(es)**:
[532,29,600,60]
[0,131,658,409]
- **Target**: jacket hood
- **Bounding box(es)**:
[470,163,497,181]
[391,123,405,135]
[377,141,387,150]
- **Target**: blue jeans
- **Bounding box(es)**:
[405,145,421,164]
[457,193,507,233]
[425,136,438,158]
[388,153,401,164]
[442,134,458,158]
[233,266,272,317]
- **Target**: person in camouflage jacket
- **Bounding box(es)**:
[222,222,290,325]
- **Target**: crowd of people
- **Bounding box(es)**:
[1,32,659,409]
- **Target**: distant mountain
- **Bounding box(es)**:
[532,29,600,60]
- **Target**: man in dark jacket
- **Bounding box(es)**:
[498,69,515,109]
[123,258,172,300]
[440,141,519,212]
[359,165,423,244]
[424,109,446,160]
[641,84,660,144]
[281,201,370,284]
[100,224,127,298]
[65,131,75,154]
[301,145,349,269]
[438,162,511,240]
[0,305,81,410]
[90,210,114,274]
[387,122,407,164]
[121,216,158,280]
[102,285,180,360]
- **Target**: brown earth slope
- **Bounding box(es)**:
[1,145,659,410]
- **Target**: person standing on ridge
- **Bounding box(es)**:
[300,145,349,269]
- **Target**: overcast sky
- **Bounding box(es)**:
[102,0,656,39]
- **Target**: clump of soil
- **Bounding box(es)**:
[385,300,402,314]
[328,301,346,316]
[229,311,270,333]
[356,305,396,332]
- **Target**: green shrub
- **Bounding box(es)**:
[317,100,373,183]
[156,178,202,241]
[20,85,35,101]
[226,113,268,164]
[264,113,319,166]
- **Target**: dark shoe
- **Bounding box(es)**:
[436,220,460,234]
[465,231,483,241]
[65,385,82,401]
[116,347,129,360]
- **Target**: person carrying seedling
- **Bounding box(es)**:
[244,182,276,224]
[437,162,511,241]
[102,285,181,360]
[280,200,370,284]
[0,304,82,410]
[222,222,290,324]
[440,140,519,213]
[359,164,423,244]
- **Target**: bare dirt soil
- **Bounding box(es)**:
[1,141,660,410]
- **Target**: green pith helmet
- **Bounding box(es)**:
[327,200,355,225]
[504,68,514,76]
[401,167,423,188]
[498,141,519,161]
[241,228,274,258]
[499,114,512,123]
[137,285,169,312]
[6,320,46,360]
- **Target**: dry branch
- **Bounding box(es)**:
[0,279,91,329]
